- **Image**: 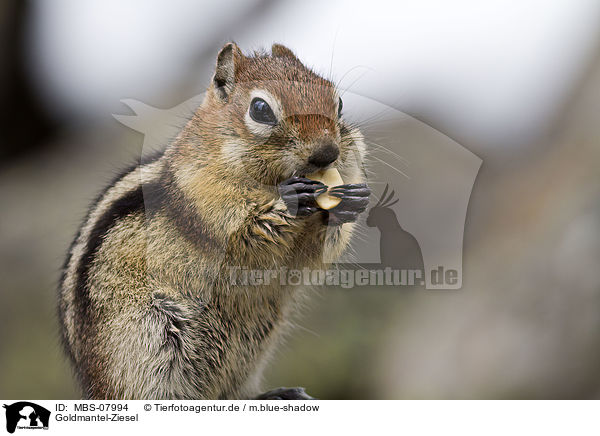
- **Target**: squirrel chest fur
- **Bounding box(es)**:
[58,43,370,399]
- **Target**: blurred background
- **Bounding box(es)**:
[1,0,600,399]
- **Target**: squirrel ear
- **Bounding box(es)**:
[213,42,242,100]
[271,43,298,61]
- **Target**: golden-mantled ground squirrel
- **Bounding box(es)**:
[58,43,370,399]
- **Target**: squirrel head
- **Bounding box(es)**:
[172,42,364,186]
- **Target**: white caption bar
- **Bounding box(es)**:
[1,400,598,436]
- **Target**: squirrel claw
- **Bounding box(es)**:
[329,183,371,198]
[325,183,371,225]
[325,209,360,226]
[278,176,326,217]
[255,387,315,400]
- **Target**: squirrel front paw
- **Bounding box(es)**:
[255,386,315,400]
[326,183,371,226]
[278,176,327,217]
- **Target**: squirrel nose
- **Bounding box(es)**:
[308,142,339,168]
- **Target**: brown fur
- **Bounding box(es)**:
[58,43,367,399]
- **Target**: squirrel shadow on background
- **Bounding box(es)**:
[366,184,424,276]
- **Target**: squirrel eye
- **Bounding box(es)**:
[249,98,277,125]
[338,97,343,117]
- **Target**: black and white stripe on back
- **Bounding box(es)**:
[58,154,165,359]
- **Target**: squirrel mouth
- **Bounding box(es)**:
[297,163,335,178]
